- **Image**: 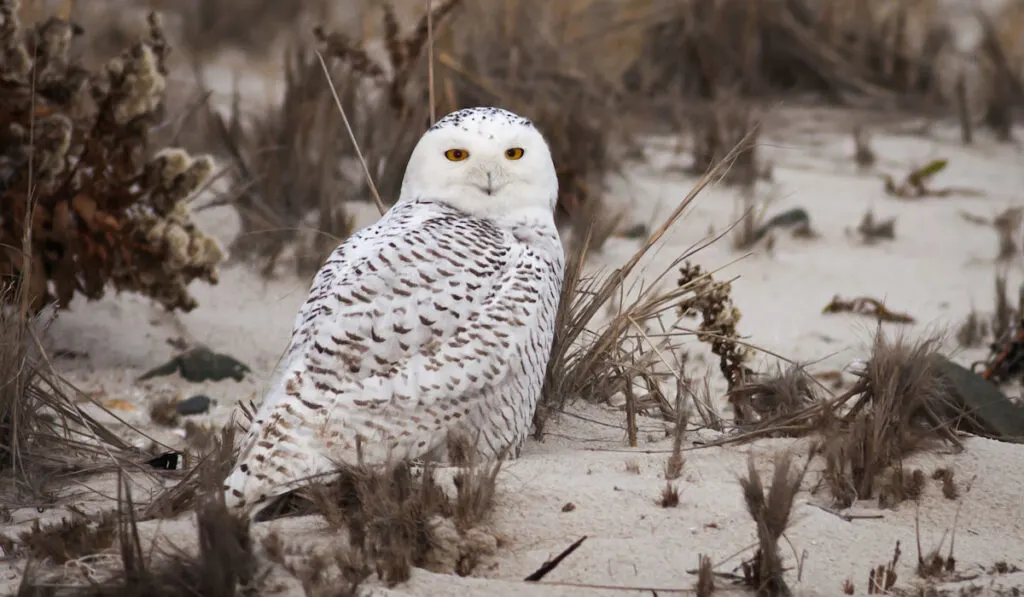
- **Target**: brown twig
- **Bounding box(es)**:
[809,502,885,522]
[524,536,588,582]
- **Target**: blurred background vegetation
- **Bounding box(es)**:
[2,0,1023,311]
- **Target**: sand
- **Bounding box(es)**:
[4,71,1024,597]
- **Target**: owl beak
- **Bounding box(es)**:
[474,170,497,196]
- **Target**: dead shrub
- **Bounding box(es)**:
[0,4,224,314]
[677,262,752,397]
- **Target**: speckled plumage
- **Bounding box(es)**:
[224,107,565,512]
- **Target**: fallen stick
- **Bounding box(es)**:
[809,502,884,522]
[524,536,588,582]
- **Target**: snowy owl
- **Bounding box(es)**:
[223,107,565,513]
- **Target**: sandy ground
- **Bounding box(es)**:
[3,84,1024,596]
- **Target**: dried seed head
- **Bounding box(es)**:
[112,43,165,124]
[152,148,192,183]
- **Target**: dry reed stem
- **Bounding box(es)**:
[427,0,436,125]
[315,50,385,216]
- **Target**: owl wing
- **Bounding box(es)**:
[224,201,559,508]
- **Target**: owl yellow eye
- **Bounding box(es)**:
[505,147,525,160]
[444,148,469,161]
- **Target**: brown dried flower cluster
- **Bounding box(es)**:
[0,1,223,313]
[677,261,752,392]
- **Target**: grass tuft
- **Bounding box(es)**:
[738,451,808,597]
[821,329,964,507]
[17,473,264,596]
[1,283,141,503]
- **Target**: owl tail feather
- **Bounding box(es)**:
[222,375,338,516]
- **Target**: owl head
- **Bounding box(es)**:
[399,107,559,222]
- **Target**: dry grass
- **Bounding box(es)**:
[729,364,822,432]
[229,431,505,584]
[205,44,363,276]
[186,1,464,274]
[959,274,1024,383]
[631,0,954,105]
[820,330,965,507]
[853,125,877,168]
[696,554,715,596]
[159,0,332,59]
[261,530,367,597]
[991,275,1020,346]
[303,459,499,580]
[738,451,808,597]
[665,398,688,480]
[856,210,896,244]
[659,482,680,508]
[932,467,959,500]
[627,0,1023,143]
[305,462,452,585]
[1,283,141,503]
[142,424,238,520]
[148,394,181,428]
[17,475,265,597]
[731,187,771,251]
[690,96,764,188]
[955,308,987,348]
[217,0,636,272]
[433,0,631,238]
[21,0,312,62]
[535,133,753,437]
[977,5,1024,141]
[914,509,959,581]
[12,510,117,564]
[877,466,926,508]
[713,329,971,509]
[867,542,901,594]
